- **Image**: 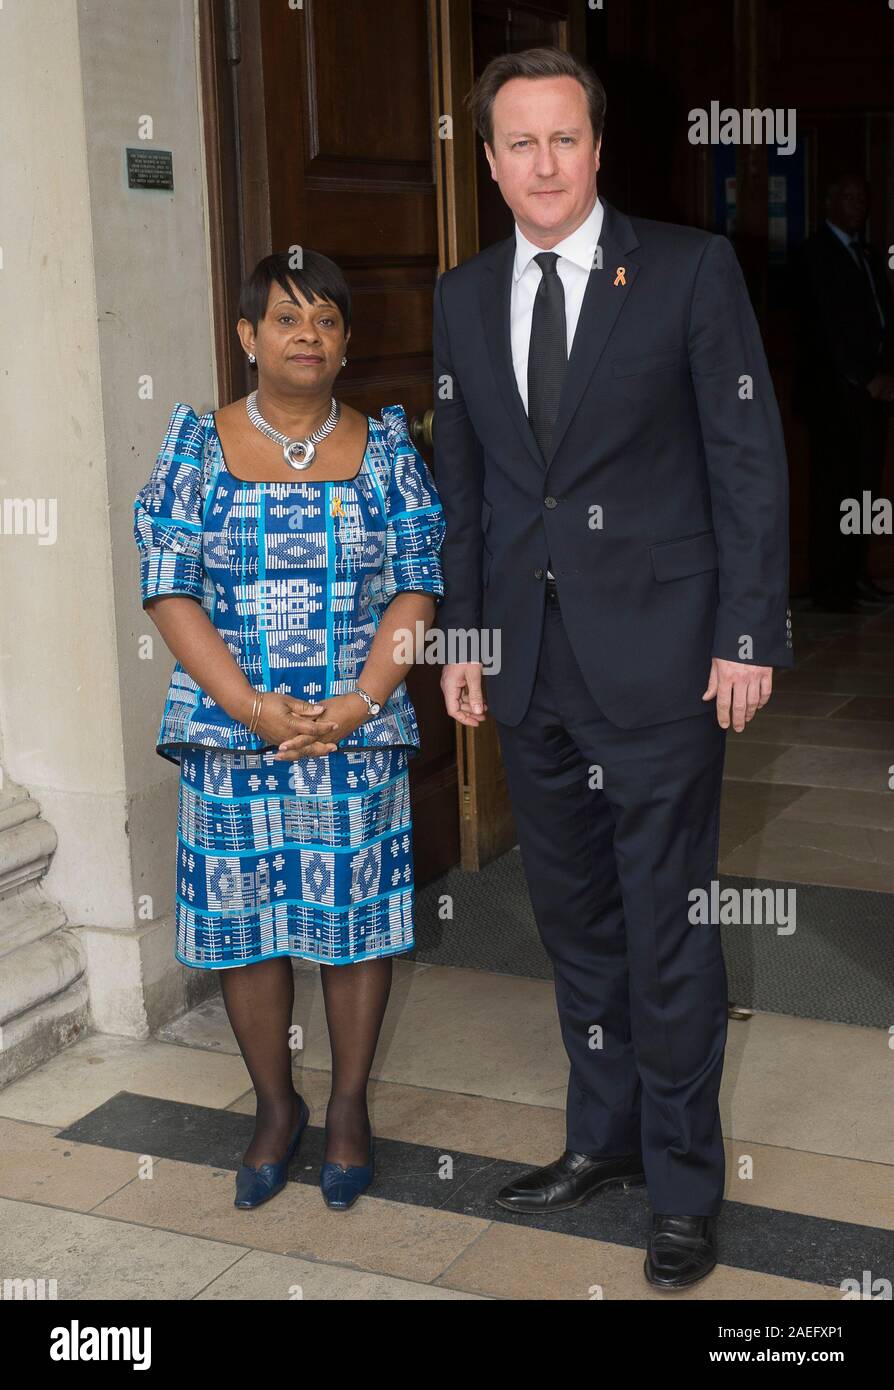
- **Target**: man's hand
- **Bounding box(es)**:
[441,662,487,727]
[702,659,773,732]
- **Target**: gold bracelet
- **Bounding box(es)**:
[247,692,264,733]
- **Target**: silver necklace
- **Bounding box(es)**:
[245,390,341,470]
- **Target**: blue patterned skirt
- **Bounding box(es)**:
[174,745,415,968]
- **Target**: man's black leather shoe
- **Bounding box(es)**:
[495,1149,646,1213]
[643,1212,718,1288]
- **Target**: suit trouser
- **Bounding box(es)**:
[494,585,729,1216]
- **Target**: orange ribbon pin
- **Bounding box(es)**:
[614,266,627,286]
[331,496,346,519]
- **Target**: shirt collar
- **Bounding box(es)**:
[514,195,604,281]
[825,218,858,248]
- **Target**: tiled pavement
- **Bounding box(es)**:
[1,960,891,1300]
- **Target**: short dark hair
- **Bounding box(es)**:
[465,46,606,149]
[238,248,352,334]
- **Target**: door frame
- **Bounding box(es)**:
[198,0,271,407]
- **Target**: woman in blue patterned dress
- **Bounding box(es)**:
[133,250,446,1211]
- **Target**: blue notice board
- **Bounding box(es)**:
[713,141,806,263]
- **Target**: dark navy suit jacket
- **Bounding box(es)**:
[431,197,793,729]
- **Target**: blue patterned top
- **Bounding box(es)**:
[133,401,446,765]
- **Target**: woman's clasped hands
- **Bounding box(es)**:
[251,692,369,761]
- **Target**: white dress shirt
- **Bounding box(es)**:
[511,195,604,578]
[511,194,604,413]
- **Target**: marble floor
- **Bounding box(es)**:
[719,599,894,891]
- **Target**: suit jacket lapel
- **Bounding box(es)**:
[546,200,641,469]
[820,222,860,271]
[479,237,545,470]
[820,224,883,318]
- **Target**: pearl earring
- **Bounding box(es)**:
[248,352,256,365]
[341,356,347,366]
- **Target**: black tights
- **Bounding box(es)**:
[219,955,393,1169]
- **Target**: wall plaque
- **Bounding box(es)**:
[126,148,174,191]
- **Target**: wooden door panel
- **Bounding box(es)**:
[305,3,432,172]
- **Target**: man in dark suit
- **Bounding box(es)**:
[432,47,792,1290]
[793,172,894,611]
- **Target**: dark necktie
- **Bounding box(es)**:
[847,238,886,332]
[527,252,568,461]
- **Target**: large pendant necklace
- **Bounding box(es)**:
[245,390,341,470]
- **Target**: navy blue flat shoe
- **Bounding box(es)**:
[320,1138,375,1210]
[234,1095,310,1210]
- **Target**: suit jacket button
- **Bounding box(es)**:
[534,567,544,579]
[544,496,558,509]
